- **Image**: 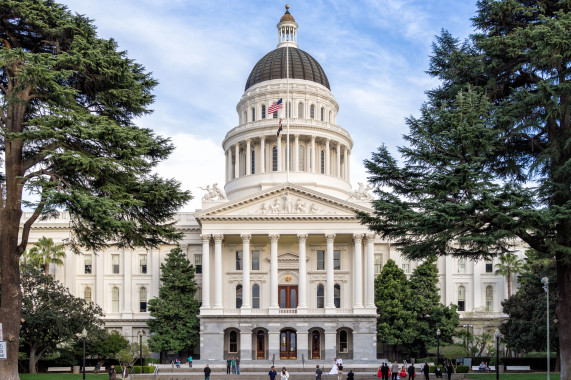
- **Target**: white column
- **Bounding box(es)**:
[225,149,230,181]
[260,137,266,173]
[64,248,75,294]
[347,150,351,181]
[151,248,160,299]
[473,260,482,309]
[241,234,252,311]
[200,234,211,309]
[445,256,453,305]
[297,233,308,310]
[122,248,132,316]
[234,143,240,179]
[269,234,280,310]
[325,233,336,310]
[96,251,104,307]
[325,139,330,175]
[365,233,376,308]
[343,147,348,180]
[213,234,224,309]
[277,136,282,171]
[246,139,251,176]
[336,143,341,178]
[352,234,363,309]
[294,135,299,172]
[311,136,316,173]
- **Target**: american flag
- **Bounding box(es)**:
[268,99,283,114]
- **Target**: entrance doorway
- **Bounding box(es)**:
[279,286,298,308]
[256,331,265,359]
[280,329,297,359]
[311,330,321,359]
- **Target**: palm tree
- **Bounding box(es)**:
[24,237,66,276]
[495,253,524,297]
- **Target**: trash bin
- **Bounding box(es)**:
[72,366,80,374]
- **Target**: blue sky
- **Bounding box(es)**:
[59,0,477,211]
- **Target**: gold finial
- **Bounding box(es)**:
[286,4,290,10]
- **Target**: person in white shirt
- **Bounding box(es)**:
[335,357,344,380]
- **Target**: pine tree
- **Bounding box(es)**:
[147,247,200,356]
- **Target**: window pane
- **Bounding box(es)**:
[280,288,286,308]
[485,262,493,273]
[236,251,242,270]
[236,285,243,309]
[262,105,266,119]
[374,254,382,274]
[298,102,304,118]
[112,287,119,312]
[320,150,324,174]
[272,146,278,171]
[252,284,260,308]
[317,284,324,308]
[195,254,202,274]
[252,251,260,270]
[317,251,324,270]
[140,255,147,274]
[84,287,92,302]
[230,331,238,353]
[85,255,92,274]
[251,151,255,174]
[334,284,340,308]
[299,146,305,171]
[320,107,324,121]
[291,289,297,308]
[252,107,255,121]
[112,255,120,274]
[334,250,340,270]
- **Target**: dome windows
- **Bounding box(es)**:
[310,104,315,119]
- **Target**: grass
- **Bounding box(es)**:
[465,374,559,380]
[20,375,109,380]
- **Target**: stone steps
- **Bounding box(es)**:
[132,373,467,380]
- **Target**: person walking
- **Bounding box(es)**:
[391,362,399,380]
[188,355,193,368]
[268,365,277,380]
[236,356,240,374]
[121,365,128,379]
[108,365,117,380]
[336,357,344,380]
[407,363,415,380]
[423,362,429,380]
[226,357,231,374]
[204,364,212,380]
[382,363,389,380]
[446,362,453,380]
[315,365,323,380]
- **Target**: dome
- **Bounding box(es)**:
[244,47,330,91]
[280,6,295,22]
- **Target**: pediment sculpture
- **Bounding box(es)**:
[200,183,227,201]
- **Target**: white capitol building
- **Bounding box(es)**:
[25,6,524,363]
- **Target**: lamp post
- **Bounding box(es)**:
[139,332,144,367]
[462,324,473,354]
[436,328,441,366]
[81,328,87,380]
[542,277,550,380]
[494,328,500,380]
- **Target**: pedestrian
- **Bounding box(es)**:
[108,365,117,380]
[434,366,443,378]
[391,362,399,380]
[227,357,231,374]
[407,363,415,380]
[377,365,382,378]
[347,369,355,380]
[188,355,193,368]
[280,367,289,380]
[236,356,240,374]
[269,365,277,380]
[231,356,237,374]
[329,359,338,376]
[121,365,128,379]
[423,362,429,380]
[315,365,323,380]
[399,366,407,379]
[176,358,181,368]
[204,364,212,380]
[381,363,389,380]
[335,357,344,380]
[446,362,453,380]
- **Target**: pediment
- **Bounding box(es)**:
[195,184,371,221]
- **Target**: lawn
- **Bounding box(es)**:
[20,375,109,380]
[465,374,559,380]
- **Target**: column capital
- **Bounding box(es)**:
[240,234,252,242]
[297,233,308,242]
[246,138,252,143]
[212,234,224,243]
[200,234,211,243]
[325,233,336,242]
[365,232,376,241]
[269,234,280,241]
[311,135,316,142]
[261,136,266,142]
[352,233,364,242]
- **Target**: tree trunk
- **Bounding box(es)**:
[556,258,570,379]
[507,271,512,297]
[0,208,24,380]
[28,347,38,374]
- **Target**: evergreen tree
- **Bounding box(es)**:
[407,257,459,357]
[359,1,571,376]
[375,260,416,354]
[0,1,191,378]
[147,247,200,356]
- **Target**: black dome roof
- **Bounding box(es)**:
[245,47,330,91]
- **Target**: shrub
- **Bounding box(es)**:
[131,365,155,374]
[456,365,469,373]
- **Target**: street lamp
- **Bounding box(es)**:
[81,328,87,380]
[542,277,550,380]
[436,328,441,366]
[139,332,144,367]
[494,329,500,380]
[462,324,473,354]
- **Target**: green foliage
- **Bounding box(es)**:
[76,330,129,360]
[437,344,466,361]
[500,251,558,354]
[494,253,525,297]
[19,265,104,372]
[131,366,155,374]
[147,246,200,354]
[455,365,469,373]
[22,237,66,275]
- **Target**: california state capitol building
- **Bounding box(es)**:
[23,6,526,363]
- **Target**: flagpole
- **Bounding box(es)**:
[286,45,290,182]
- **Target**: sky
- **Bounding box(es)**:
[58,0,478,211]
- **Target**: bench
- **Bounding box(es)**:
[82,366,97,372]
[47,367,72,372]
[471,365,496,372]
[506,365,531,371]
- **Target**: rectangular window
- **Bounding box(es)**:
[84,255,92,274]
[458,301,466,311]
[374,254,382,274]
[485,262,493,273]
[139,255,147,274]
[458,259,466,273]
[317,250,324,270]
[252,250,260,270]
[402,263,410,274]
[112,254,120,274]
[194,254,202,274]
[334,250,341,270]
[236,250,243,270]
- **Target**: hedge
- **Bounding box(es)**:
[456,365,469,373]
[131,365,155,374]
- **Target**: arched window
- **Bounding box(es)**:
[252,284,260,309]
[298,102,304,118]
[458,286,466,311]
[320,150,325,174]
[243,111,247,124]
[229,331,238,353]
[320,107,324,121]
[262,105,266,119]
[334,284,341,308]
[236,284,243,309]
[317,284,324,308]
[329,111,332,122]
[251,150,255,174]
[84,287,92,303]
[339,330,348,353]
[140,287,147,312]
[310,104,315,119]
[272,146,278,171]
[298,145,305,171]
[112,287,119,313]
[251,107,255,122]
[486,286,493,311]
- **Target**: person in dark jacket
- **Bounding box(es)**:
[434,366,443,378]
[204,364,212,380]
[108,365,117,380]
[381,363,389,380]
[446,363,453,380]
[347,369,355,380]
[423,362,430,380]
[407,364,415,380]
